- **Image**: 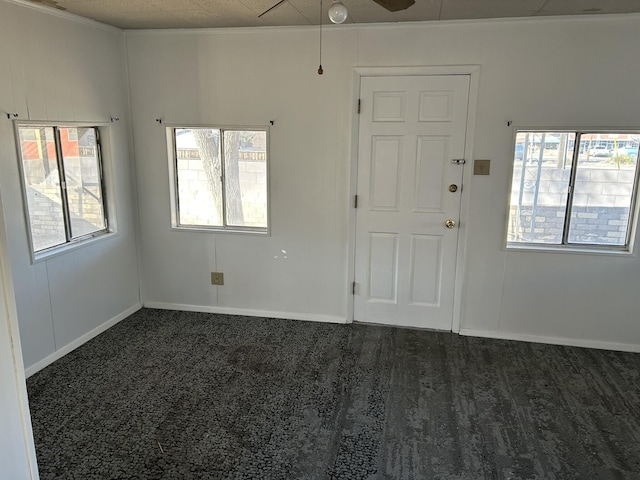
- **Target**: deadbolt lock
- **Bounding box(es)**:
[449,184,458,193]
[445,219,456,229]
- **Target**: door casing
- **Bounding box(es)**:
[347,65,480,332]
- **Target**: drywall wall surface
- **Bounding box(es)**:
[0,1,140,370]
[127,15,640,348]
[354,18,640,347]
[127,28,356,320]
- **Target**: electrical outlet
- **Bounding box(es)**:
[211,272,224,285]
[474,159,491,175]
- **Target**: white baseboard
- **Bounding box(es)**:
[24,303,143,378]
[143,301,348,325]
[459,328,640,353]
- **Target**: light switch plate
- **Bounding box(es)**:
[474,159,491,175]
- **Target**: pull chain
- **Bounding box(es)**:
[318,0,323,75]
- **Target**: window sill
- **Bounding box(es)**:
[170,225,269,236]
[505,243,634,257]
[32,230,119,264]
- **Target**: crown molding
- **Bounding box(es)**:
[5,0,122,33]
[123,11,640,36]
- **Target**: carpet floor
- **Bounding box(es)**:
[27,308,640,479]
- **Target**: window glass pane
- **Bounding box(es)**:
[60,127,106,238]
[508,132,575,244]
[223,130,268,228]
[18,126,66,251]
[175,128,223,226]
[568,133,639,245]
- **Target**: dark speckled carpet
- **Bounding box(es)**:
[27,308,640,479]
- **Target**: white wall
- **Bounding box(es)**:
[126,28,356,322]
[127,14,640,350]
[0,0,141,373]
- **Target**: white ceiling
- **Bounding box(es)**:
[25,0,640,29]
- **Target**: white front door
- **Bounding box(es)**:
[353,74,471,329]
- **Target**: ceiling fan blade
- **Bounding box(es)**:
[258,0,287,18]
[371,0,415,12]
[29,0,66,10]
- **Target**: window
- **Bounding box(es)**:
[16,124,108,256]
[168,127,269,234]
[507,130,640,250]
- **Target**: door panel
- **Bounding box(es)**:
[372,92,406,121]
[354,75,470,329]
[415,136,448,212]
[409,234,442,306]
[368,233,398,302]
[370,136,402,210]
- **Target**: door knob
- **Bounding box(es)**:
[445,219,456,229]
[449,184,458,192]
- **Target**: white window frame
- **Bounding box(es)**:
[14,121,114,263]
[506,128,640,254]
[166,125,270,236]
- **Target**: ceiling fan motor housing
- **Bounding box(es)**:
[372,0,416,12]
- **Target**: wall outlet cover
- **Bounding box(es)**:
[474,159,491,175]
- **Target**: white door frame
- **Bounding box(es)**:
[0,190,40,479]
[347,65,480,333]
